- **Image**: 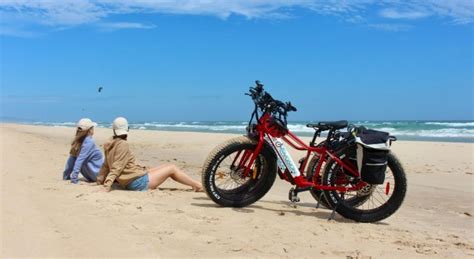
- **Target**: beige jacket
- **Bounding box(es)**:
[97,138,147,190]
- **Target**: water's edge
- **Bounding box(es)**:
[4,120,473,143]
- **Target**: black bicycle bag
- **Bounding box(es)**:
[355,129,390,184]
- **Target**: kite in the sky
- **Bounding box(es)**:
[98,86,103,93]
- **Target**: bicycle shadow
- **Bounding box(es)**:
[157,187,194,192]
[191,197,360,223]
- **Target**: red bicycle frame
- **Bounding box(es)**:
[239,113,367,193]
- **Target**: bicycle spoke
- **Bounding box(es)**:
[370,191,385,206]
[213,149,262,192]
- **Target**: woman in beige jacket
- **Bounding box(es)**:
[97,117,202,192]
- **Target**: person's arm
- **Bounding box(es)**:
[96,159,109,185]
[70,138,94,184]
[62,156,76,180]
[103,142,129,191]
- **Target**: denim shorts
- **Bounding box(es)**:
[126,173,149,191]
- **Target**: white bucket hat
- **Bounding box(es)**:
[77,118,97,131]
[112,117,129,136]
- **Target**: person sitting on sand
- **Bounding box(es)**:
[96,117,203,192]
[63,118,104,184]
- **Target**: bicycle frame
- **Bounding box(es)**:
[240,113,367,193]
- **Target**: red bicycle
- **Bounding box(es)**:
[201,81,407,222]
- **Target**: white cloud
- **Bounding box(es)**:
[0,0,105,26]
[378,1,474,24]
[98,22,156,31]
[0,0,472,37]
[368,23,413,32]
[0,26,41,38]
[420,0,474,24]
[379,8,430,19]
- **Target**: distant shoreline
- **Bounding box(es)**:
[2,120,473,143]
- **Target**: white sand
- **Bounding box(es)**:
[1,123,473,258]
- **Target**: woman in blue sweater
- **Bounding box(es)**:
[62,118,104,183]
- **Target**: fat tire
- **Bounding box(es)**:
[322,151,407,223]
[307,148,371,209]
[306,155,332,209]
[201,136,277,207]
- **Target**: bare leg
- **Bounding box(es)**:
[147,164,203,191]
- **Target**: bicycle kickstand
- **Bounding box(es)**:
[328,193,344,221]
[315,192,324,209]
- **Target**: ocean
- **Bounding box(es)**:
[24,120,474,143]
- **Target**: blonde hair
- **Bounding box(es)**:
[70,128,92,157]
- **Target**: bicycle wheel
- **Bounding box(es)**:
[307,146,372,209]
[201,136,277,207]
[306,155,332,209]
[322,150,407,223]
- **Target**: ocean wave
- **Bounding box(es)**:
[387,129,474,138]
[34,121,76,127]
[130,122,317,133]
[132,123,246,131]
[373,127,397,132]
[425,122,474,127]
[30,121,474,140]
[287,124,316,133]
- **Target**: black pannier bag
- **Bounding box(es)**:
[355,129,391,184]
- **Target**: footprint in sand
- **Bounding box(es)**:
[166,209,184,214]
[453,242,474,250]
[394,241,438,255]
[155,230,174,235]
[188,214,220,223]
[54,229,71,239]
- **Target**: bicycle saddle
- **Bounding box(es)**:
[306,120,348,130]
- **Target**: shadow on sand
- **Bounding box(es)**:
[191,196,389,225]
[190,197,359,223]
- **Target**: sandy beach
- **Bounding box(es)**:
[1,123,473,258]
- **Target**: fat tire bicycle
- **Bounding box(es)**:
[201,81,407,223]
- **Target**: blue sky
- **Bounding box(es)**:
[0,1,473,122]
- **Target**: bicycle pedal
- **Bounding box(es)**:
[291,196,300,203]
[288,188,300,203]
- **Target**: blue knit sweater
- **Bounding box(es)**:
[63,136,103,183]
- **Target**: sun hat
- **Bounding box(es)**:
[112,117,129,136]
[77,118,98,131]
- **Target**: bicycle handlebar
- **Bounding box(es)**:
[246,80,297,115]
